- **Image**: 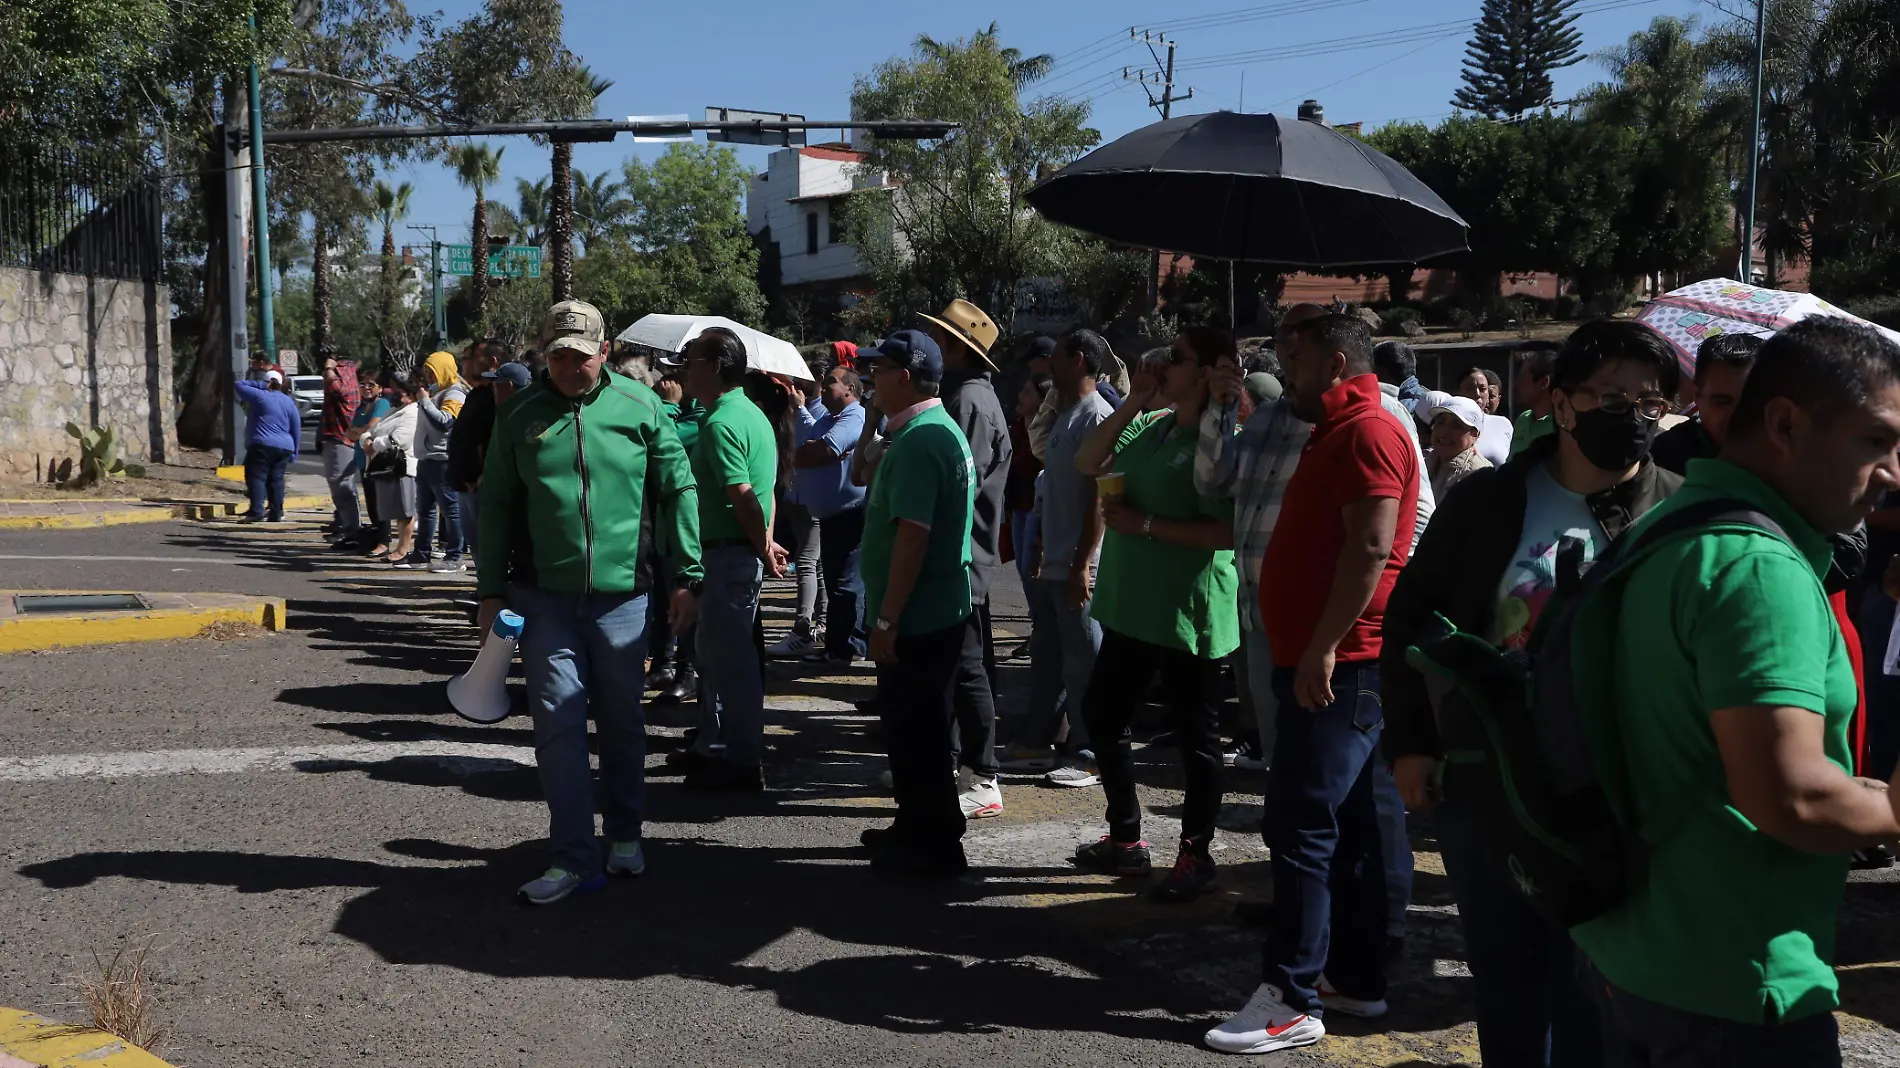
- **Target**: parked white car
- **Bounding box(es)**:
[290,375,326,424]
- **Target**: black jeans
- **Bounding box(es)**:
[819,506,866,658]
[951,600,1000,778]
[1586,962,1840,1068]
[1079,626,1224,848]
[244,444,293,520]
[878,621,967,851]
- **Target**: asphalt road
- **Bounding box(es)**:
[0,513,1894,1067]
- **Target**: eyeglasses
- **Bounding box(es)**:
[1568,385,1669,421]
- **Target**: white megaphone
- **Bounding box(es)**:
[447,609,525,724]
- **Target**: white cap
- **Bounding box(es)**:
[1423,394,1485,432]
[265,369,284,386]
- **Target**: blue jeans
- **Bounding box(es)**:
[460,486,479,556]
[511,583,651,877]
[1262,662,1405,1013]
[245,444,292,520]
[1587,961,1839,1068]
[415,458,463,557]
[1439,797,1600,1067]
[819,506,865,658]
[1010,508,1039,588]
[1022,576,1099,750]
[693,544,766,765]
[1244,628,1279,765]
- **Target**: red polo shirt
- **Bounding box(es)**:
[1260,373,1419,667]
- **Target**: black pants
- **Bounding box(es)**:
[1081,626,1224,848]
[819,506,866,658]
[1587,962,1840,1068]
[951,599,1000,778]
[878,621,967,850]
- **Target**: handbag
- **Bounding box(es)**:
[364,443,408,480]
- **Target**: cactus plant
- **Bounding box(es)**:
[62,423,146,488]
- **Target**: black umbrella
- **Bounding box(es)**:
[1027,110,1468,269]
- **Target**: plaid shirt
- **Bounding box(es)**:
[1197,393,1434,632]
[319,362,360,444]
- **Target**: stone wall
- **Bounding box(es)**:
[0,267,174,479]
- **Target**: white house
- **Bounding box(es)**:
[747,144,892,293]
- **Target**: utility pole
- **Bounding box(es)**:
[1739,0,1767,284]
[220,84,254,466]
[1126,30,1193,313]
[408,225,444,348]
[246,16,275,372]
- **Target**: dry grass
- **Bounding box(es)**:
[196,618,269,642]
[69,938,170,1055]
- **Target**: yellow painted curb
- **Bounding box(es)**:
[0,509,174,531]
[180,495,326,521]
[215,465,244,482]
[0,498,143,504]
[0,597,286,654]
[0,1008,176,1067]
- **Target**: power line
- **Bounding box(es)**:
[1148,0,1376,35]
[1261,28,1470,113]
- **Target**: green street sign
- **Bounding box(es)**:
[444,244,543,279]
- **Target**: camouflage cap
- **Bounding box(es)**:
[542,299,607,358]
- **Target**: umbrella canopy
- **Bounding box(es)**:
[1638,278,1900,383]
[615,314,813,382]
[1026,110,1468,268]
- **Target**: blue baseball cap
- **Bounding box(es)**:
[483,362,533,388]
[865,329,943,384]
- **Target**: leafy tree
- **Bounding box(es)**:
[846,23,1097,331]
[570,143,763,331]
[548,66,613,301]
[1453,0,1584,121]
[372,179,413,354]
[451,143,504,334]
[572,167,631,252]
[499,177,551,247]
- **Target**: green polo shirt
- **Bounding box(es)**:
[1510,409,1554,456]
[861,402,975,636]
[1570,458,1855,1024]
[691,390,777,544]
[1090,411,1239,658]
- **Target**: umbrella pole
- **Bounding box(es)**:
[1228,261,1236,332]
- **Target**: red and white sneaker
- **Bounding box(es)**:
[1205,983,1324,1055]
[958,771,1004,819]
[1316,973,1388,1018]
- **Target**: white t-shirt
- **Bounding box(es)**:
[1476,413,1515,467]
[1495,463,1604,649]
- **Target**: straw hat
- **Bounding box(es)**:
[919,298,999,372]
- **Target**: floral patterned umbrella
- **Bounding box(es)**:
[1637,278,1900,383]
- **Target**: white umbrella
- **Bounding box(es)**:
[614,314,812,382]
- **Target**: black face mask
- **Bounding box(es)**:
[1568,405,1656,471]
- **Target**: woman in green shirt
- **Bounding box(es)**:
[1070,325,1240,901]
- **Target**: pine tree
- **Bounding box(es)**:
[1453,0,1585,121]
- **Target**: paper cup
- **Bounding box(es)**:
[1098,471,1126,500]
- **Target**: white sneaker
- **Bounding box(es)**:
[1045,756,1101,788]
[958,772,1004,819]
[1204,983,1324,1055]
[766,628,819,658]
[1316,974,1387,1018]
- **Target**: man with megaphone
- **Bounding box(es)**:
[476,299,704,906]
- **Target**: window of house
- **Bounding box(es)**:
[828,199,847,245]
[806,212,819,255]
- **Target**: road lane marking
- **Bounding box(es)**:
[0,741,534,783]
[0,555,243,564]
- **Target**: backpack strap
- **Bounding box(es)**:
[1583,497,1792,845]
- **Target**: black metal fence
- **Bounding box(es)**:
[0,149,163,282]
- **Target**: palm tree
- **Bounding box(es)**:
[511,177,550,247]
[917,22,1054,88]
[451,143,504,333]
[549,66,614,302]
[571,167,629,252]
[373,179,414,356]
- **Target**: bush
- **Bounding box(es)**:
[1553,294,1580,320]
[1379,305,1424,335]
[1843,295,1900,332]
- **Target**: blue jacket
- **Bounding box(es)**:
[791,398,867,519]
[235,379,301,456]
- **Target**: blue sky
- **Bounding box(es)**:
[376,0,1722,252]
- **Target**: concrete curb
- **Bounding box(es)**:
[0,591,287,653]
[0,508,175,531]
[179,495,327,521]
[0,1008,176,1067]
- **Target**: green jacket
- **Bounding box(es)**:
[477,369,702,600]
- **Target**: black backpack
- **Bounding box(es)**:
[1403,497,1787,928]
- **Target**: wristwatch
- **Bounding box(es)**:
[874,617,895,633]
[1141,513,1155,536]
